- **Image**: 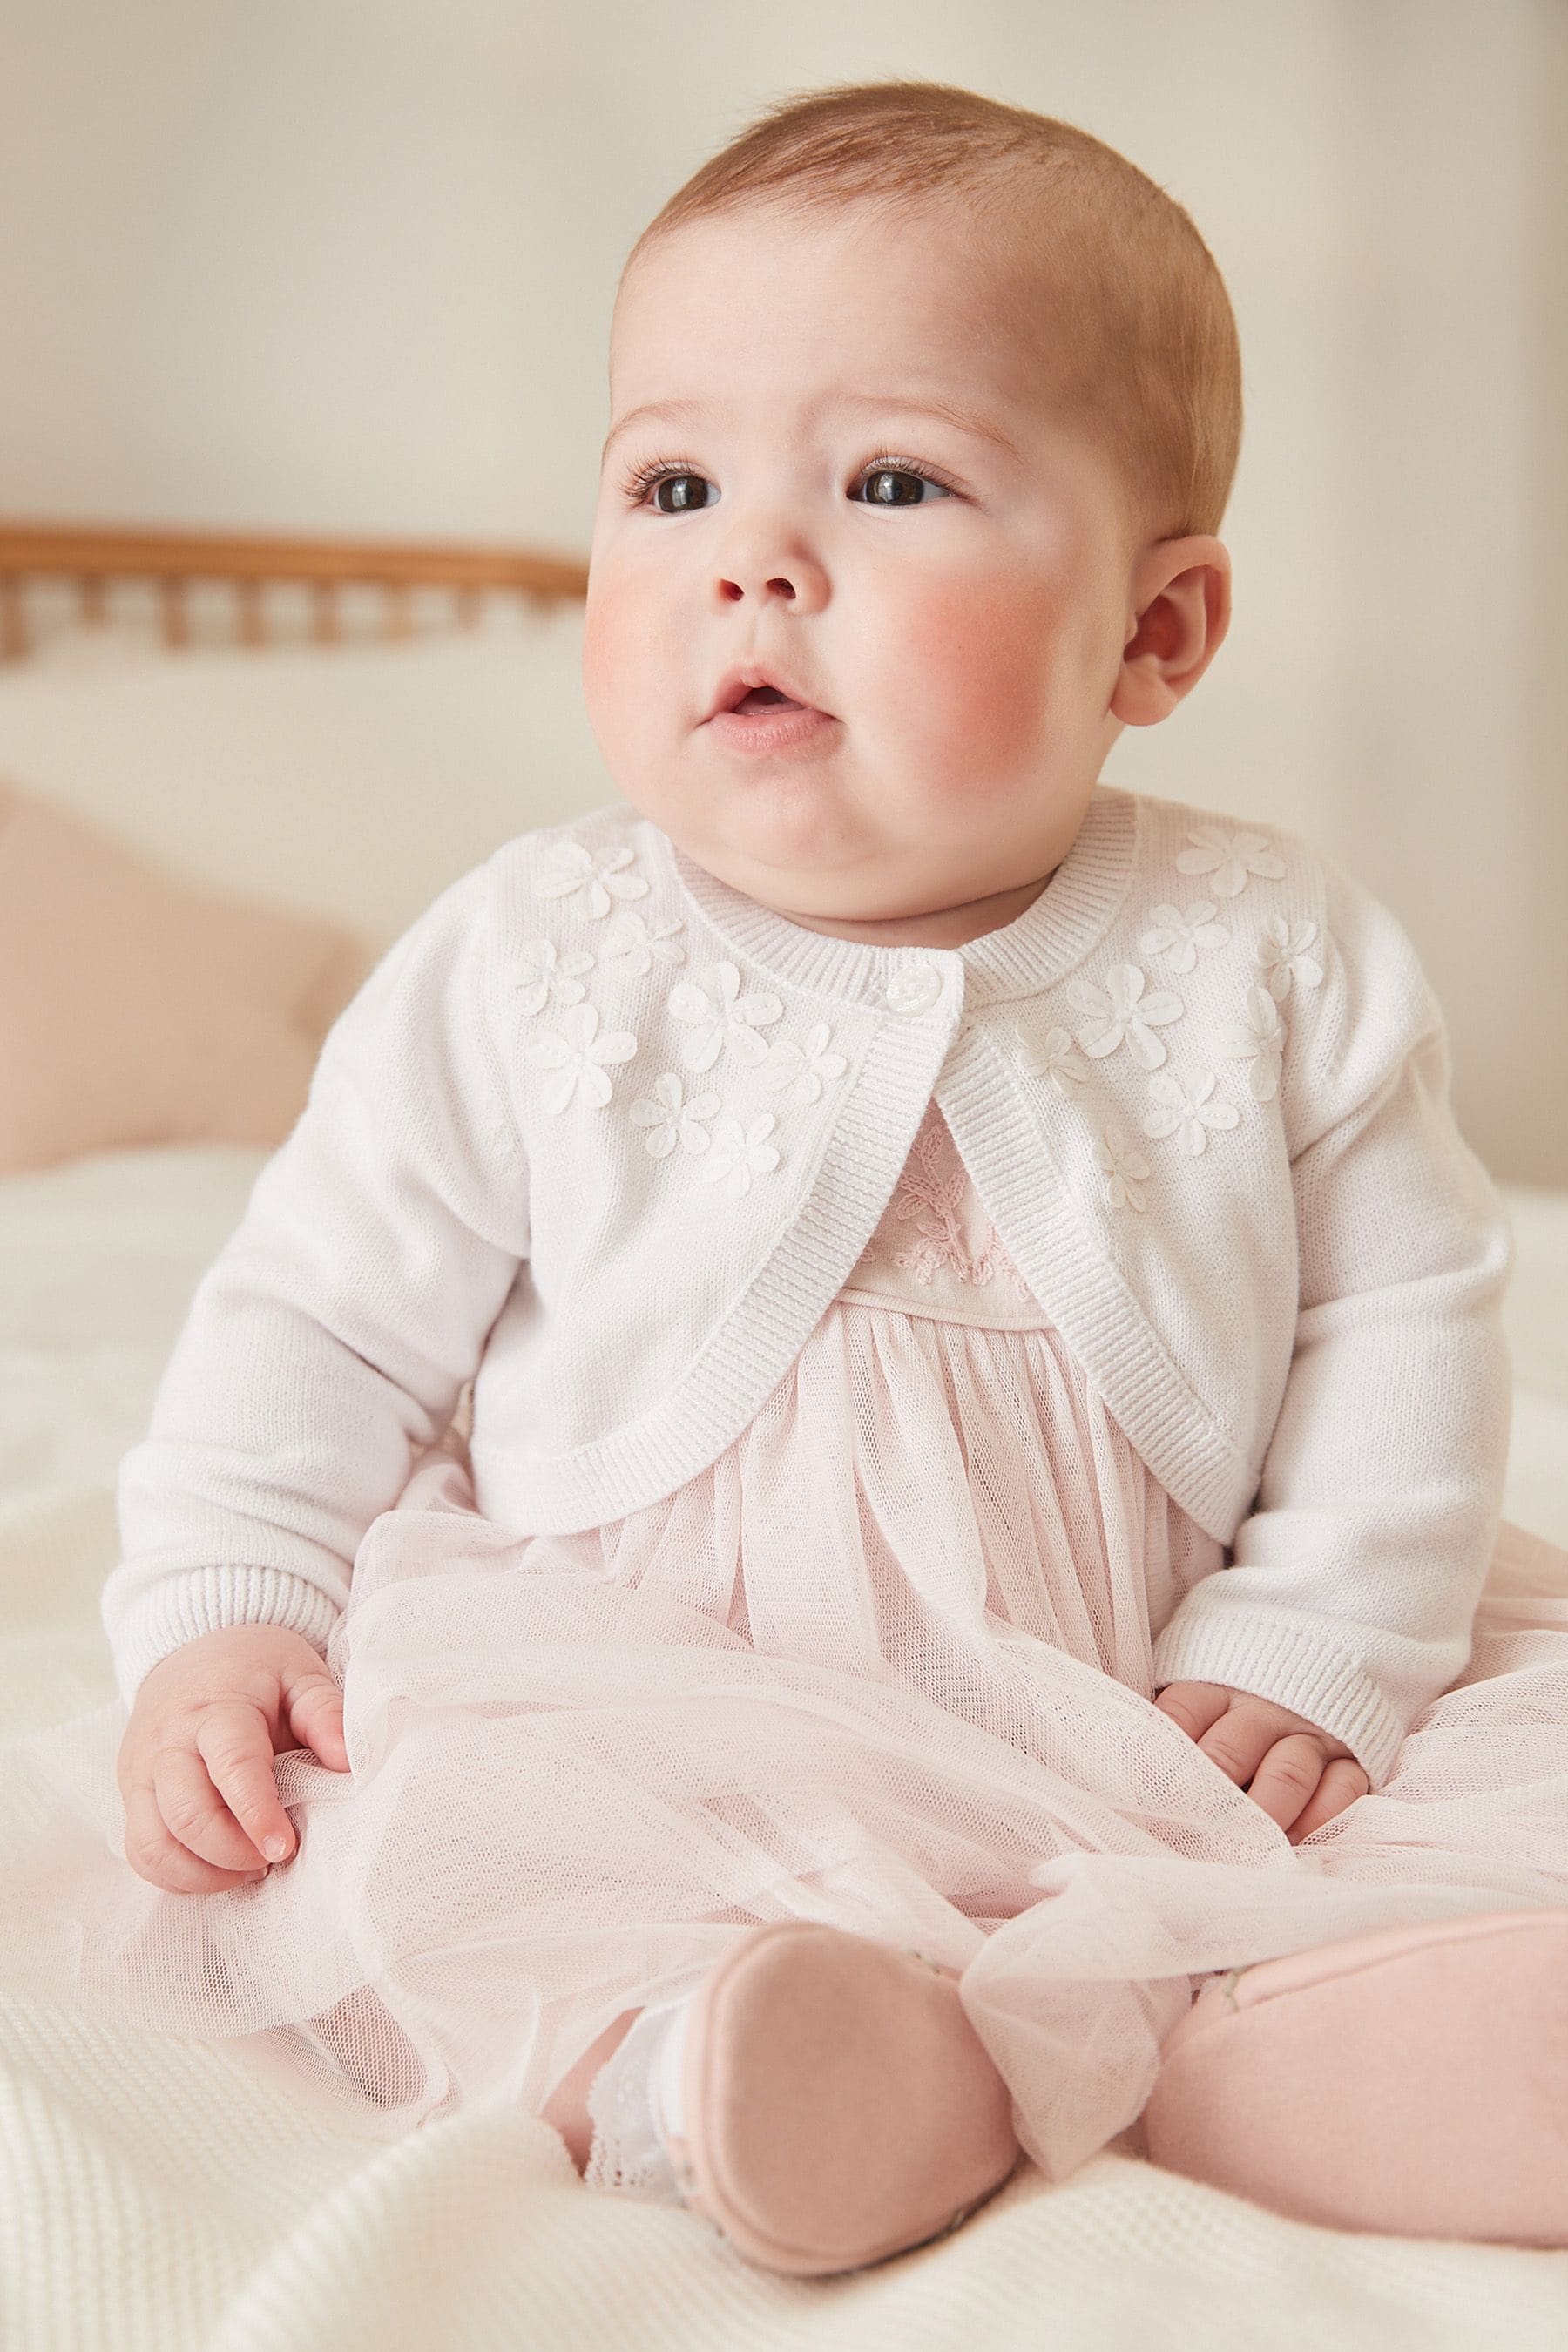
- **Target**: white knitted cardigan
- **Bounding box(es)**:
[105,784,1512,1787]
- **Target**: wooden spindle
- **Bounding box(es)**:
[159,578,189,648]
[312,580,340,645]
[79,575,106,628]
[237,578,265,647]
[0,577,24,663]
[383,579,412,641]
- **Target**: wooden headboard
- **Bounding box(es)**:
[0,520,590,662]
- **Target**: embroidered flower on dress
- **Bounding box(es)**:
[1140,1070,1240,1157]
[597,910,687,977]
[1011,1015,1088,1096]
[667,962,784,1072]
[861,1104,1034,1298]
[512,937,597,1016]
[1219,983,1287,1102]
[533,841,651,919]
[1096,1121,1150,1213]
[1173,826,1287,899]
[758,1020,849,1105]
[1068,963,1184,1071]
[698,1112,781,1197]
[1255,915,1324,1002]
[1139,901,1231,973]
[524,1001,639,1113]
[626,1071,721,1158]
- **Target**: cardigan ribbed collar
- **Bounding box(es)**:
[652,781,1139,1012]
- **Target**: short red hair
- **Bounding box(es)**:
[619,78,1244,550]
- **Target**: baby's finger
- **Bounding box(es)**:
[124,1776,268,1895]
[154,1741,273,1872]
[193,1702,297,1862]
[1288,1757,1370,1844]
[1152,1683,1231,1741]
[1195,1715,1275,1788]
[1244,1735,1331,1834]
[284,1664,350,1771]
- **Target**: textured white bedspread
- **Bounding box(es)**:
[3,1144,1566,2349]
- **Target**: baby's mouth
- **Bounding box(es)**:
[733,686,802,713]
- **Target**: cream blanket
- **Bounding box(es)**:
[3,1146,1567,2348]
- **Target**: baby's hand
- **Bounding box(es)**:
[116,1623,350,1894]
[1152,1681,1370,1842]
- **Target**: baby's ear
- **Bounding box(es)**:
[1112,537,1231,728]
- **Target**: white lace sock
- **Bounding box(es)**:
[583,1991,693,2203]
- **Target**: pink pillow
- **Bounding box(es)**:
[0,776,375,1173]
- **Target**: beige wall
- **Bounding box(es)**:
[2,0,1563,1178]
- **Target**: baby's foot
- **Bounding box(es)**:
[652,1920,1021,2276]
[1146,1907,1568,2246]
[543,2008,641,2173]
[581,1994,693,2202]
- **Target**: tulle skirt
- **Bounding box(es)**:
[4,1298,1568,2183]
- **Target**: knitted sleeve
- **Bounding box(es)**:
[1147,864,1513,1789]
[102,858,528,1710]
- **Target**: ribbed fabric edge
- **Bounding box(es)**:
[652,783,1139,1010]
[1148,1605,1408,1789]
[108,1566,342,1713]
[471,993,960,1532]
[934,1024,1260,1543]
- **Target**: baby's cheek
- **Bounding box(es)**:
[582,571,670,779]
[581,574,639,726]
[895,582,1059,770]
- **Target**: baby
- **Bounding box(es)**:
[95,80,1568,2272]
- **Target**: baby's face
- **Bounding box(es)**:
[585,202,1199,943]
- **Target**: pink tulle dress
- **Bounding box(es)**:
[5,1098,1568,2182]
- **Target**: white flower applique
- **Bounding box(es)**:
[533,840,651,919]
[1140,1070,1240,1157]
[1011,1014,1088,1097]
[1069,963,1184,1071]
[512,936,597,1016]
[1255,915,1324,1002]
[667,961,784,1072]
[597,910,688,977]
[1173,826,1288,899]
[1139,901,1231,973]
[1175,828,1288,898]
[524,1001,639,1114]
[627,1071,721,1158]
[699,1112,782,1198]
[1096,1121,1150,1213]
[758,1020,848,1105]
[1220,983,1287,1103]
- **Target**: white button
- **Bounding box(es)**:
[883,958,943,1015]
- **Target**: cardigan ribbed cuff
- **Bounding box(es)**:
[1149,1604,1410,1790]
[105,1567,342,1713]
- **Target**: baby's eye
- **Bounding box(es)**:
[638,470,713,516]
[851,463,953,508]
